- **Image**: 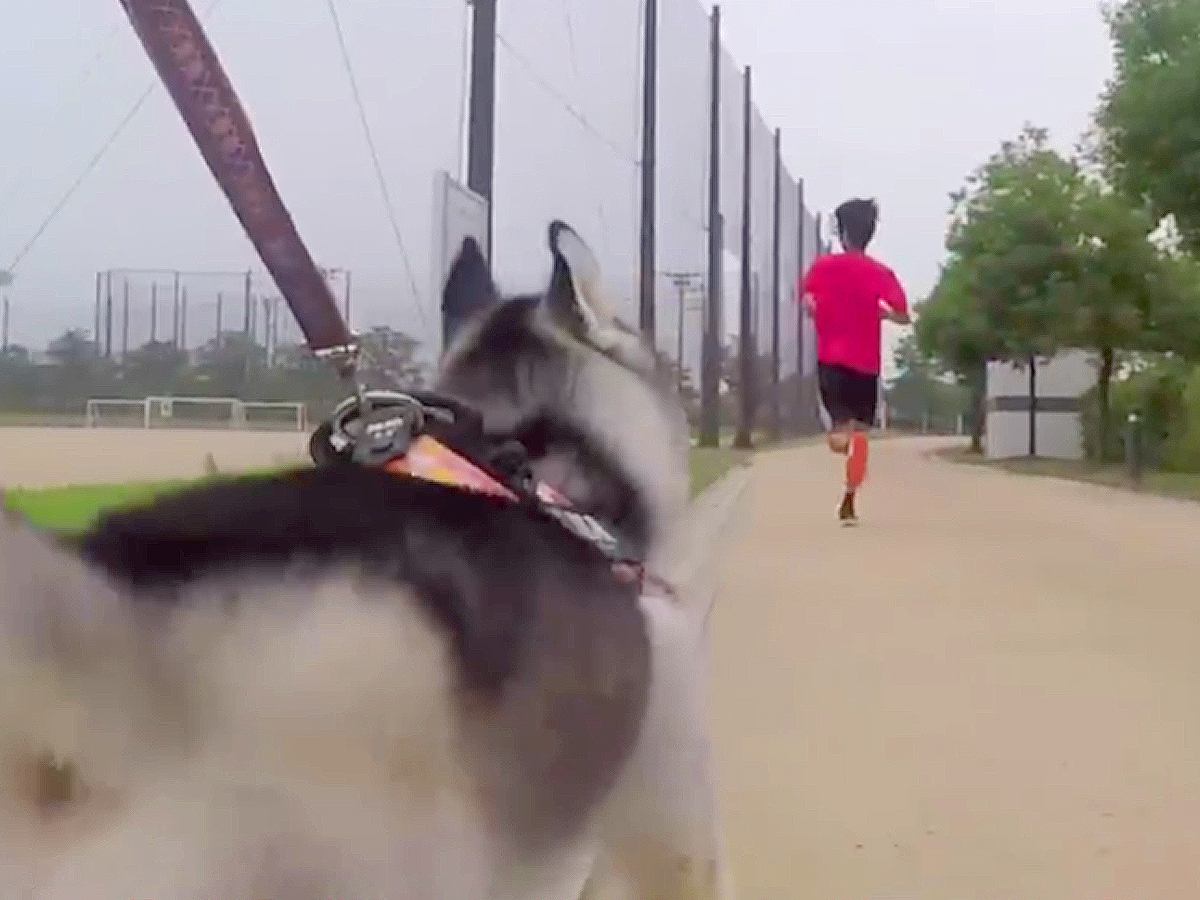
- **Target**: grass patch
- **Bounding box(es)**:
[688,446,751,497]
[8,448,754,535]
[5,480,195,534]
[937,444,1200,504]
[1,475,252,534]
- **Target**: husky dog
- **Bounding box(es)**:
[0,223,723,898]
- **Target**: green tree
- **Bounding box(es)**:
[121,340,190,393]
[46,329,98,367]
[1058,182,1200,449]
[942,125,1081,364]
[887,333,969,433]
[358,326,426,389]
[921,124,1200,453]
[1097,0,1200,251]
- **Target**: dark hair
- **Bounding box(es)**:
[835,198,878,252]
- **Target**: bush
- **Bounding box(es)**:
[1082,357,1192,466]
[1165,366,1200,472]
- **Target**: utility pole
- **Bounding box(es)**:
[180,287,188,351]
[243,270,253,335]
[121,278,130,361]
[150,282,159,343]
[638,0,658,342]
[104,271,113,359]
[94,272,103,358]
[734,65,753,450]
[172,275,181,348]
[1,295,9,353]
[769,127,782,440]
[172,271,181,349]
[699,5,722,448]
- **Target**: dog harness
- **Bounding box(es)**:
[314,391,678,601]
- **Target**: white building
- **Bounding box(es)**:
[985,350,1096,460]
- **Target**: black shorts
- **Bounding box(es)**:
[818,363,879,427]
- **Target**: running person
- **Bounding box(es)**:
[800,198,910,524]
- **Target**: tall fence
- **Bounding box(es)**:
[93,269,351,365]
[7,1,827,434]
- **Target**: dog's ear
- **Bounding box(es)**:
[442,237,497,348]
[545,221,621,347]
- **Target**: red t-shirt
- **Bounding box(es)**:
[800,251,907,376]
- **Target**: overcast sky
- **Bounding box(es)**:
[1,0,1114,358]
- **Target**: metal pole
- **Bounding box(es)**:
[172,271,181,347]
[1,296,9,353]
[216,293,224,345]
[795,178,806,434]
[638,0,658,342]
[263,296,274,367]
[699,5,722,448]
[769,127,782,439]
[1028,353,1037,457]
[180,287,188,351]
[121,278,130,360]
[243,270,253,335]
[172,274,181,348]
[734,66,753,450]
[467,0,496,264]
[677,282,686,389]
[104,271,114,359]
[150,282,159,343]
[94,272,103,357]
[343,269,352,328]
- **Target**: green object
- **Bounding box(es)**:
[5,480,193,534]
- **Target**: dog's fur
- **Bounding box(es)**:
[0,223,720,898]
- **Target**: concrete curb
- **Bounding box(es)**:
[665,462,753,629]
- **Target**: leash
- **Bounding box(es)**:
[311,391,677,600]
[118,0,361,384]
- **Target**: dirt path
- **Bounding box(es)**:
[710,437,1200,900]
[0,427,309,487]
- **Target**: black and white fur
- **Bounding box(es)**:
[0,223,721,898]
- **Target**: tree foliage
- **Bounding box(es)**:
[886,334,969,433]
[0,325,428,420]
[919,124,1200,451]
[1097,0,1200,250]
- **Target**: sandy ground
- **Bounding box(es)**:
[710,437,1200,900]
[0,427,309,487]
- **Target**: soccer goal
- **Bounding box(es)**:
[85,396,307,431]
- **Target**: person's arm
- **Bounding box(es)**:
[878,267,911,325]
[799,261,824,318]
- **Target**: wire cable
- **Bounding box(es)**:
[4,0,227,276]
[496,31,637,166]
[324,0,431,338]
[0,20,127,208]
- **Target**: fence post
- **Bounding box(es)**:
[769,127,782,440]
[699,5,722,448]
[734,65,753,450]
